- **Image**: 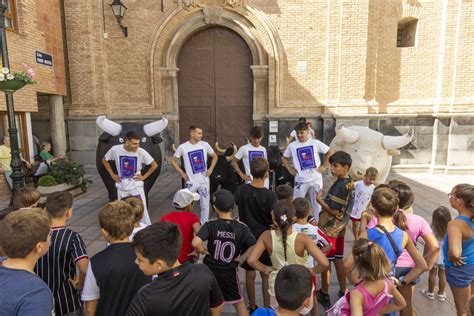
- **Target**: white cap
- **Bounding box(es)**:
[173,188,200,209]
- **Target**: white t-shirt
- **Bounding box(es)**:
[104,145,154,179]
[283,139,329,183]
[82,263,100,301]
[174,141,215,184]
[235,143,267,177]
[293,223,331,267]
[350,180,375,219]
[290,129,315,140]
[235,144,269,188]
[129,222,149,241]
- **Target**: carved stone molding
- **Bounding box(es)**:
[203,6,222,24]
[180,0,242,10]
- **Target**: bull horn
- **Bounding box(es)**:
[172,143,177,152]
[336,124,359,144]
[143,117,168,137]
[96,115,122,136]
[215,141,226,154]
[382,129,414,150]
[226,142,238,162]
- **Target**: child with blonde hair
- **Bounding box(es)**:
[328,239,406,315]
[13,187,41,208]
[123,196,148,240]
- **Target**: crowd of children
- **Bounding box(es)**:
[0,123,474,316]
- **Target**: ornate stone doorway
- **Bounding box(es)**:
[177,27,253,146]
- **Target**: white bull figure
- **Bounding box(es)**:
[329,124,414,183]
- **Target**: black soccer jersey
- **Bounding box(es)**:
[197,218,256,270]
[126,262,224,316]
[35,227,88,315]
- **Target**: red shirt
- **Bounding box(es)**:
[161,211,200,263]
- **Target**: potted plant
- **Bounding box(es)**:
[37,159,92,196]
[0,64,36,93]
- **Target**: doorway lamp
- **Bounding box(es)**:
[110,0,128,37]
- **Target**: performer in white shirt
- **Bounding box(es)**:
[102,131,158,225]
[282,121,334,221]
[231,126,269,188]
[289,117,315,141]
[170,125,218,223]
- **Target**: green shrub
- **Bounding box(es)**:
[50,159,92,190]
[38,175,58,187]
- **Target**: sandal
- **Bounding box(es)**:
[437,292,447,302]
[421,289,435,300]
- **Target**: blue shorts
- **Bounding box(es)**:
[395,267,421,285]
[446,264,474,288]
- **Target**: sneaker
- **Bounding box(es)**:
[316,289,331,310]
[421,289,435,300]
[247,304,258,315]
[338,290,345,298]
[437,292,447,302]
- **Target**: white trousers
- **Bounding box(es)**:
[186,178,210,224]
[293,178,322,221]
[116,180,151,225]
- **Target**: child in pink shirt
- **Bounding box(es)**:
[328,239,406,316]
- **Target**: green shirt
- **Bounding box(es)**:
[40,150,54,161]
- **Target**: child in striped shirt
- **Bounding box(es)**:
[35,191,89,316]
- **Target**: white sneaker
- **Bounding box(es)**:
[421,289,435,300]
[437,292,447,302]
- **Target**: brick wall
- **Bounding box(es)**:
[0,0,66,113]
[63,0,473,118]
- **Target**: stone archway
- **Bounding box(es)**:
[147,2,285,142]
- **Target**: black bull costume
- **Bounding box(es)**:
[95,116,168,201]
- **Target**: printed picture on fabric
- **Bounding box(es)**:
[248,151,265,163]
[188,149,207,174]
[296,146,316,170]
[119,156,138,178]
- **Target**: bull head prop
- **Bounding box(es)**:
[330,124,414,183]
[210,142,240,197]
[96,115,168,201]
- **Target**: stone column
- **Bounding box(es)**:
[430,117,449,172]
[160,67,179,115]
[49,95,67,155]
[251,65,268,121]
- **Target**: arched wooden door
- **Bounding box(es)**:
[177,27,253,148]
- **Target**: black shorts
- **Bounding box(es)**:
[241,250,272,271]
[209,266,242,303]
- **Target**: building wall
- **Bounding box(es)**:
[64,0,474,171]
[0,0,66,113]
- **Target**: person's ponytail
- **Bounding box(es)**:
[272,201,296,263]
[393,209,409,231]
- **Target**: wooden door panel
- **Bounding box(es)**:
[178,27,252,148]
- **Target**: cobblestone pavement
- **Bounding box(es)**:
[1,170,472,315]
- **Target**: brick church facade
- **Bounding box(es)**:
[2,0,473,194]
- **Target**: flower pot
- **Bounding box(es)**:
[0,79,26,93]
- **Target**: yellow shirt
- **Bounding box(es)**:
[268,230,307,297]
[0,145,11,172]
